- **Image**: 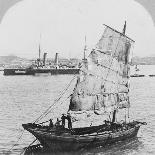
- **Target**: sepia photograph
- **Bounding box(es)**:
[0,0,155,154]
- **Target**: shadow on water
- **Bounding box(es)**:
[23,137,143,155]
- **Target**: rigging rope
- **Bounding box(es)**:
[34,74,76,123]
[81,69,127,86]
[39,94,71,122]
[7,130,25,153]
[7,75,76,154]
[20,138,37,155]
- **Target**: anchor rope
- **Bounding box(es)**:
[8,130,25,153]
[34,74,76,123]
[18,96,71,155]
[7,75,77,154]
[19,138,37,155]
[41,94,71,120]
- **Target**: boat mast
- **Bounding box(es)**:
[82,35,87,68]
[111,21,127,123]
[123,20,130,122]
[39,43,41,60]
[39,34,42,60]
[84,35,87,60]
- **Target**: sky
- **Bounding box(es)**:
[0,0,154,59]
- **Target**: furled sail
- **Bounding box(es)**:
[69,24,134,114]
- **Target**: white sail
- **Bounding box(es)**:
[69,25,134,114]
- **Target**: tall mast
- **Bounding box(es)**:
[112,21,127,123]
[39,43,41,60]
[39,34,42,60]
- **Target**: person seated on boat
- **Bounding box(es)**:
[66,114,72,129]
[104,120,108,126]
[104,120,111,126]
[49,119,54,128]
[110,122,120,131]
[61,114,67,128]
[55,118,61,127]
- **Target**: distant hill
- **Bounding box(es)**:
[0,55,26,63]
[0,55,31,67]
[132,56,155,65]
[0,55,81,68]
[2,55,155,67]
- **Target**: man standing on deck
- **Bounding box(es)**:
[61,114,66,127]
[67,114,72,129]
[49,119,53,128]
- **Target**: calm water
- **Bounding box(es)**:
[0,66,155,155]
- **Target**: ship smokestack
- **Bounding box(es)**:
[43,53,47,66]
[54,53,59,69]
[123,21,126,35]
[39,44,41,60]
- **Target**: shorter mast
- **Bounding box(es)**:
[84,36,87,60]
[39,43,41,60]
[38,34,42,60]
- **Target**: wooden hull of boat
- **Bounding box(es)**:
[23,123,140,151]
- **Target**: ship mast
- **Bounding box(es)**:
[84,35,87,60]
[38,34,42,60]
[39,43,41,60]
[112,21,127,123]
[82,36,87,67]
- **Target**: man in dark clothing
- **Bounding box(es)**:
[49,119,53,128]
[67,114,72,129]
[61,114,66,127]
[55,118,61,126]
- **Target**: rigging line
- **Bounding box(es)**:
[19,138,37,155]
[102,34,122,87]
[81,70,127,87]
[96,62,125,77]
[44,95,71,120]
[37,80,74,122]
[103,24,135,42]
[108,37,129,106]
[8,130,25,153]
[34,75,76,123]
[40,94,71,120]
[96,48,131,67]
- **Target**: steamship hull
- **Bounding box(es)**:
[22,121,142,152]
[3,68,80,75]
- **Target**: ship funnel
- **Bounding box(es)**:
[123,21,126,35]
[43,53,47,66]
[54,53,59,68]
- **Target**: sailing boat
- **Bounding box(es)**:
[130,65,144,77]
[22,22,146,152]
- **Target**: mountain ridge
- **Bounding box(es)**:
[1,55,155,66]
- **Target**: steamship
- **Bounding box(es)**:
[3,51,80,76]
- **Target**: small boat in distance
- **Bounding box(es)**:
[130,65,145,77]
[149,74,155,77]
[22,22,146,152]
